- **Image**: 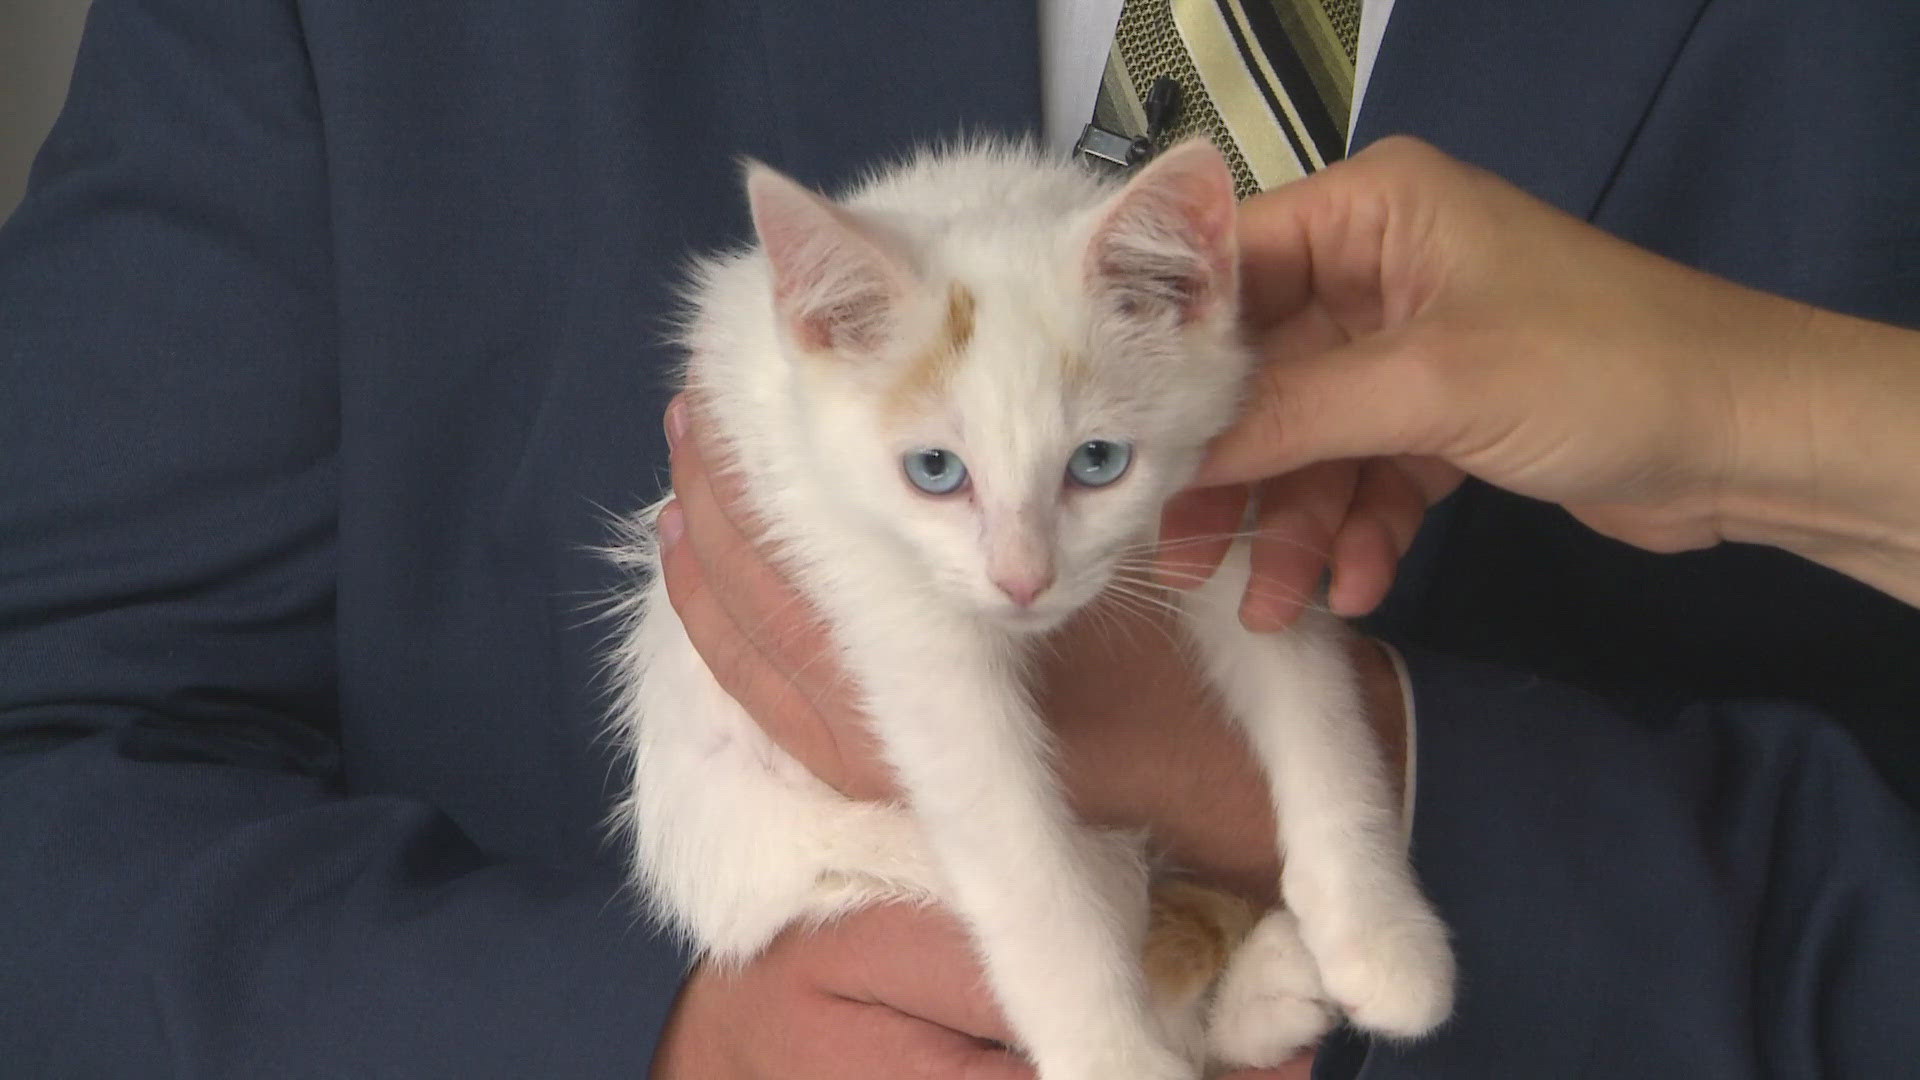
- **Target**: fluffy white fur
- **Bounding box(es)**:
[607,141,1453,1079]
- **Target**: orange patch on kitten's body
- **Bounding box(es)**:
[1144,878,1259,1018]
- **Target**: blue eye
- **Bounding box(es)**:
[1066,440,1132,487]
[903,448,969,495]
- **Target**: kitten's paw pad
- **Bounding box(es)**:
[1206,910,1336,1068]
[1319,914,1454,1038]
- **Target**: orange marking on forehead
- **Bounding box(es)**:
[885,283,975,416]
[1061,345,1090,390]
[945,283,976,353]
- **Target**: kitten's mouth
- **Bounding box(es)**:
[963,576,1098,634]
[984,594,1084,635]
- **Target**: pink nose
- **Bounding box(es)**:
[994,571,1054,608]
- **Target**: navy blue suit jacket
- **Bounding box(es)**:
[1,1,1915,1076]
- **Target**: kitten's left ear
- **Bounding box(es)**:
[1084,139,1238,322]
[745,161,915,356]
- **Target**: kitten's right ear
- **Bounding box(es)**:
[745,163,913,355]
[1083,139,1238,323]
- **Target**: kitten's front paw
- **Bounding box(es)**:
[1318,909,1454,1038]
[1206,909,1336,1068]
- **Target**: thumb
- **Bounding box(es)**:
[1198,328,1448,487]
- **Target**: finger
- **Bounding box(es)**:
[1327,456,1464,615]
[1357,458,1431,556]
[1326,514,1398,617]
[792,998,1034,1080]
[670,394,767,554]
[663,414,882,799]
[1393,453,1469,506]
[1197,329,1449,489]
[737,905,1037,1078]
[813,903,1021,1049]
[669,397,855,719]
[1238,151,1414,342]
[668,398,795,637]
[657,498,824,745]
[701,965,1034,1080]
[1241,461,1357,631]
[1236,167,1341,331]
[1156,485,1250,589]
[1325,458,1424,616]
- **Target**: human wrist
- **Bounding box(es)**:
[1714,304,1920,605]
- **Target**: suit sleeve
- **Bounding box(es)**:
[0,2,686,1075]
[1345,648,1920,1079]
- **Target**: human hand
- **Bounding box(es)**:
[1162,135,1846,618]
[652,900,1313,1078]
[650,901,1028,1078]
[658,395,1421,901]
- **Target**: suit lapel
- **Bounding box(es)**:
[753,0,1041,189]
[1353,0,1712,218]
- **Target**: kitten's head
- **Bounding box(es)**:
[747,142,1252,633]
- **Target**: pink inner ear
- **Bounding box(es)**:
[1086,140,1238,321]
[746,163,908,354]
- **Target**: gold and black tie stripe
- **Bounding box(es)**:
[1087,0,1359,197]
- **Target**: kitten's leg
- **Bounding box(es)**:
[1180,547,1454,1039]
[841,610,1191,1080]
[1206,907,1337,1068]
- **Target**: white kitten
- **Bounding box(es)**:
[607,140,1452,1079]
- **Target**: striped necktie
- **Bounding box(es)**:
[1081,0,1359,197]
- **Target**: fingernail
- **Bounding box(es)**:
[657,500,684,550]
[665,396,688,450]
